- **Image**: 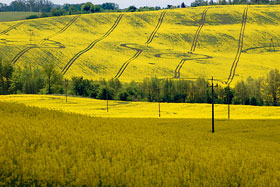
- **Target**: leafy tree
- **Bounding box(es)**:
[263,69,280,106]
[223,86,234,104]
[118,90,129,101]
[90,5,102,13]
[233,0,240,4]
[82,2,93,13]
[233,80,250,105]
[10,66,23,93]
[42,62,63,94]
[250,96,257,105]
[125,81,139,101]
[194,78,208,103]
[97,86,114,100]
[51,8,66,16]
[162,79,173,102]
[72,77,86,96]
[69,6,78,15]
[181,2,186,8]
[219,0,227,5]
[21,66,44,94]
[108,78,122,94]
[127,5,137,12]
[191,0,205,7]
[0,58,13,95]
[101,3,119,10]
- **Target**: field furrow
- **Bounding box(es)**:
[10,15,80,64]
[61,14,123,75]
[227,6,248,85]
[114,11,166,79]
[174,8,209,78]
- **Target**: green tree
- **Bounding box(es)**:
[20,66,44,94]
[42,62,63,94]
[10,66,23,93]
[82,2,93,13]
[263,69,280,106]
[97,86,114,100]
[90,5,102,13]
[101,3,119,10]
[127,5,137,12]
[0,58,14,95]
[194,78,208,103]
[233,80,250,105]
[69,6,78,15]
[162,79,173,102]
[118,90,129,101]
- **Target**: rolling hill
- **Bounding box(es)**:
[0,5,280,85]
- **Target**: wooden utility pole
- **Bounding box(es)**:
[208,77,218,133]
[211,77,214,133]
[270,38,275,52]
[158,84,161,118]
[228,86,230,120]
[106,87,109,112]
[65,79,68,103]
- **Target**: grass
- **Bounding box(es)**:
[1,94,280,119]
[0,12,41,22]
[0,101,279,185]
[0,5,280,84]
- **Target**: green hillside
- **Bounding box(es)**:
[0,12,41,22]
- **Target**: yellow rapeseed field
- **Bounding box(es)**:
[1,94,280,119]
[0,5,280,84]
[0,101,279,186]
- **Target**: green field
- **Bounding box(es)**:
[0,12,41,22]
[0,101,279,185]
[0,5,280,84]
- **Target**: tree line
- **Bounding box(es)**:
[191,0,280,7]
[2,0,280,20]
[0,0,160,15]
[1,58,280,106]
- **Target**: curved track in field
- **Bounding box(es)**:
[190,8,209,53]
[226,6,248,86]
[114,44,143,79]
[242,45,280,53]
[0,22,23,36]
[174,8,209,78]
[174,53,213,78]
[46,15,80,40]
[11,15,80,65]
[145,11,166,45]
[61,14,124,75]
[11,40,65,64]
[114,11,167,79]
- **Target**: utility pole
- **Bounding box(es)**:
[270,38,275,52]
[211,77,214,133]
[158,82,161,118]
[106,86,109,112]
[65,79,68,103]
[227,86,230,120]
[208,77,218,133]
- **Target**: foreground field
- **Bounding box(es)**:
[0,5,280,83]
[1,94,280,119]
[0,101,279,186]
